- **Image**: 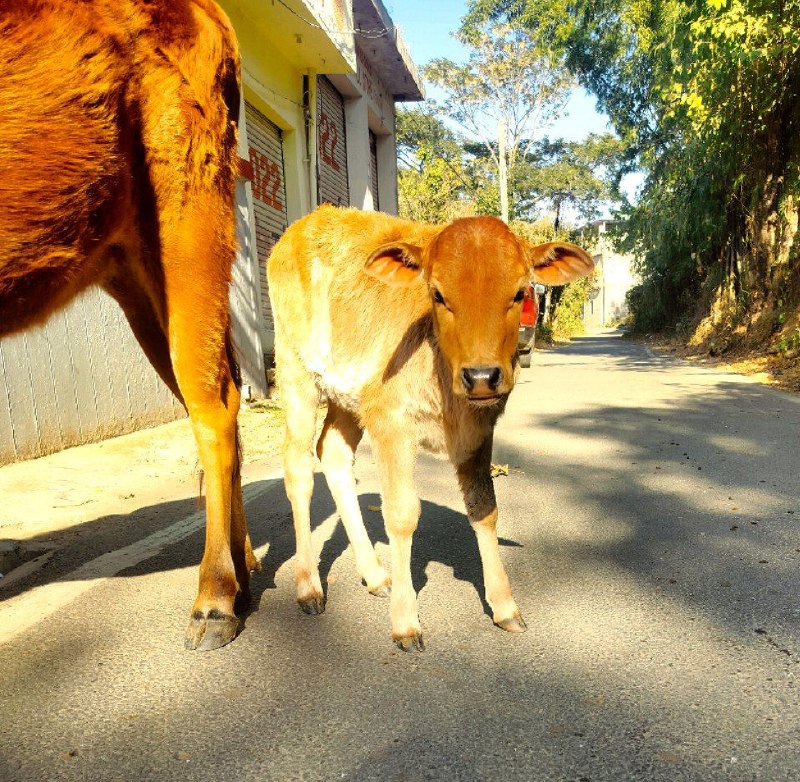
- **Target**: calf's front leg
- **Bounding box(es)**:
[317,403,391,596]
[370,423,423,651]
[456,436,527,632]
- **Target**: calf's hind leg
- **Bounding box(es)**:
[317,403,390,596]
[277,352,325,614]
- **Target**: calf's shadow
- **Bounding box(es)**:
[249,473,523,622]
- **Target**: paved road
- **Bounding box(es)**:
[2,331,800,781]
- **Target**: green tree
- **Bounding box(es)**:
[424,22,573,222]
[395,108,474,223]
[518,133,627,226]
[467,0,800,347]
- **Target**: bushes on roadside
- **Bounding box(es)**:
[550,271,597,341]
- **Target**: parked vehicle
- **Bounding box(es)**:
[517,283,546,368]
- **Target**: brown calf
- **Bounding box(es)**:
[268,205,594,650]
[0,0,254,650]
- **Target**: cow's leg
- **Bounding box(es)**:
[135,208,244,651]
[277,351,324,614]
[176,325,242,651]
[176,336,243,651]
[231,426,261,610]
[456,435,526,632]
[370,420,423,650]
[107,259,254,649]
[317,403,390,596]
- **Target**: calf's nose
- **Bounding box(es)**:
[460,365,502,395]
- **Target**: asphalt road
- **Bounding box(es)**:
[2,331,800,781]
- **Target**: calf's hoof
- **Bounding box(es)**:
[368,583,391,598]
[184,609,239,651]
[394,632,425,652]
[298,595,326,615]
[495,614,528,633]
[362,566,391,598]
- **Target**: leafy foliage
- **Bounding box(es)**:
[467,0,800,344]
[518,134,627,225]
[396,91,625,225]
[424,22,573,221]
[551,272,596,340]
[396,108,475,223]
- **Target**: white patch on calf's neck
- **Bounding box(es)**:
[310,256,324,285]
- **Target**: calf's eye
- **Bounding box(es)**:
[514,289,525,303]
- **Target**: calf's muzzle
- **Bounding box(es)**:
[460,365,502,397]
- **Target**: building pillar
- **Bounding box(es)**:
[375,130,398,215]
[344,96,372,210]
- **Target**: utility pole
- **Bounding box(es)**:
[498,117,509,224]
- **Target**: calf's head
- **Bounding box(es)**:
[365,216,594,404]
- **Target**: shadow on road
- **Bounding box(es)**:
[502,338,800,644]
[2,469,522,626]
[5,331,799,651]
[530,330,669,371]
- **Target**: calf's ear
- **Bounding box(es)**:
[526,242,595,286]
[364,242,426,286]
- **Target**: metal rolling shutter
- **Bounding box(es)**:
[369,130,380,211]
[317,76,349,207]
[245,102,287,331]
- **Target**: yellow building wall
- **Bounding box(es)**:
[226,9,313,223]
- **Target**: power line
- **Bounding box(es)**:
[273,0,394,39]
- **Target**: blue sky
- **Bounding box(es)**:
[383,0,613,143]
[382,0,644,207]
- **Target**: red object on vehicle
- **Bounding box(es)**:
[519,285,539,327]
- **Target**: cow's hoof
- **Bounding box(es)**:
[495,614,528,633]
[298,595,326,615]
[369,584,391,598]
[394,632,425,652]
[184,610,239,651]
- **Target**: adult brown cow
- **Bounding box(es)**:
[0,0,254,650]
[268,205,594,651]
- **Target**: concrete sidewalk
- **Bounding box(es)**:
[0,400,286,584]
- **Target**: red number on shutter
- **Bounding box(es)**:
[318,113,340,172]
[249,147,283,210]
[319,114,331,163]
[265,162,283,210]
[328,121,340,171]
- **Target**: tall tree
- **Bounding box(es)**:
[424,22,573,222]
[517,133,627,226]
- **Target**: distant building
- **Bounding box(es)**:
[0,0,423,464]
[581,219,640,330]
